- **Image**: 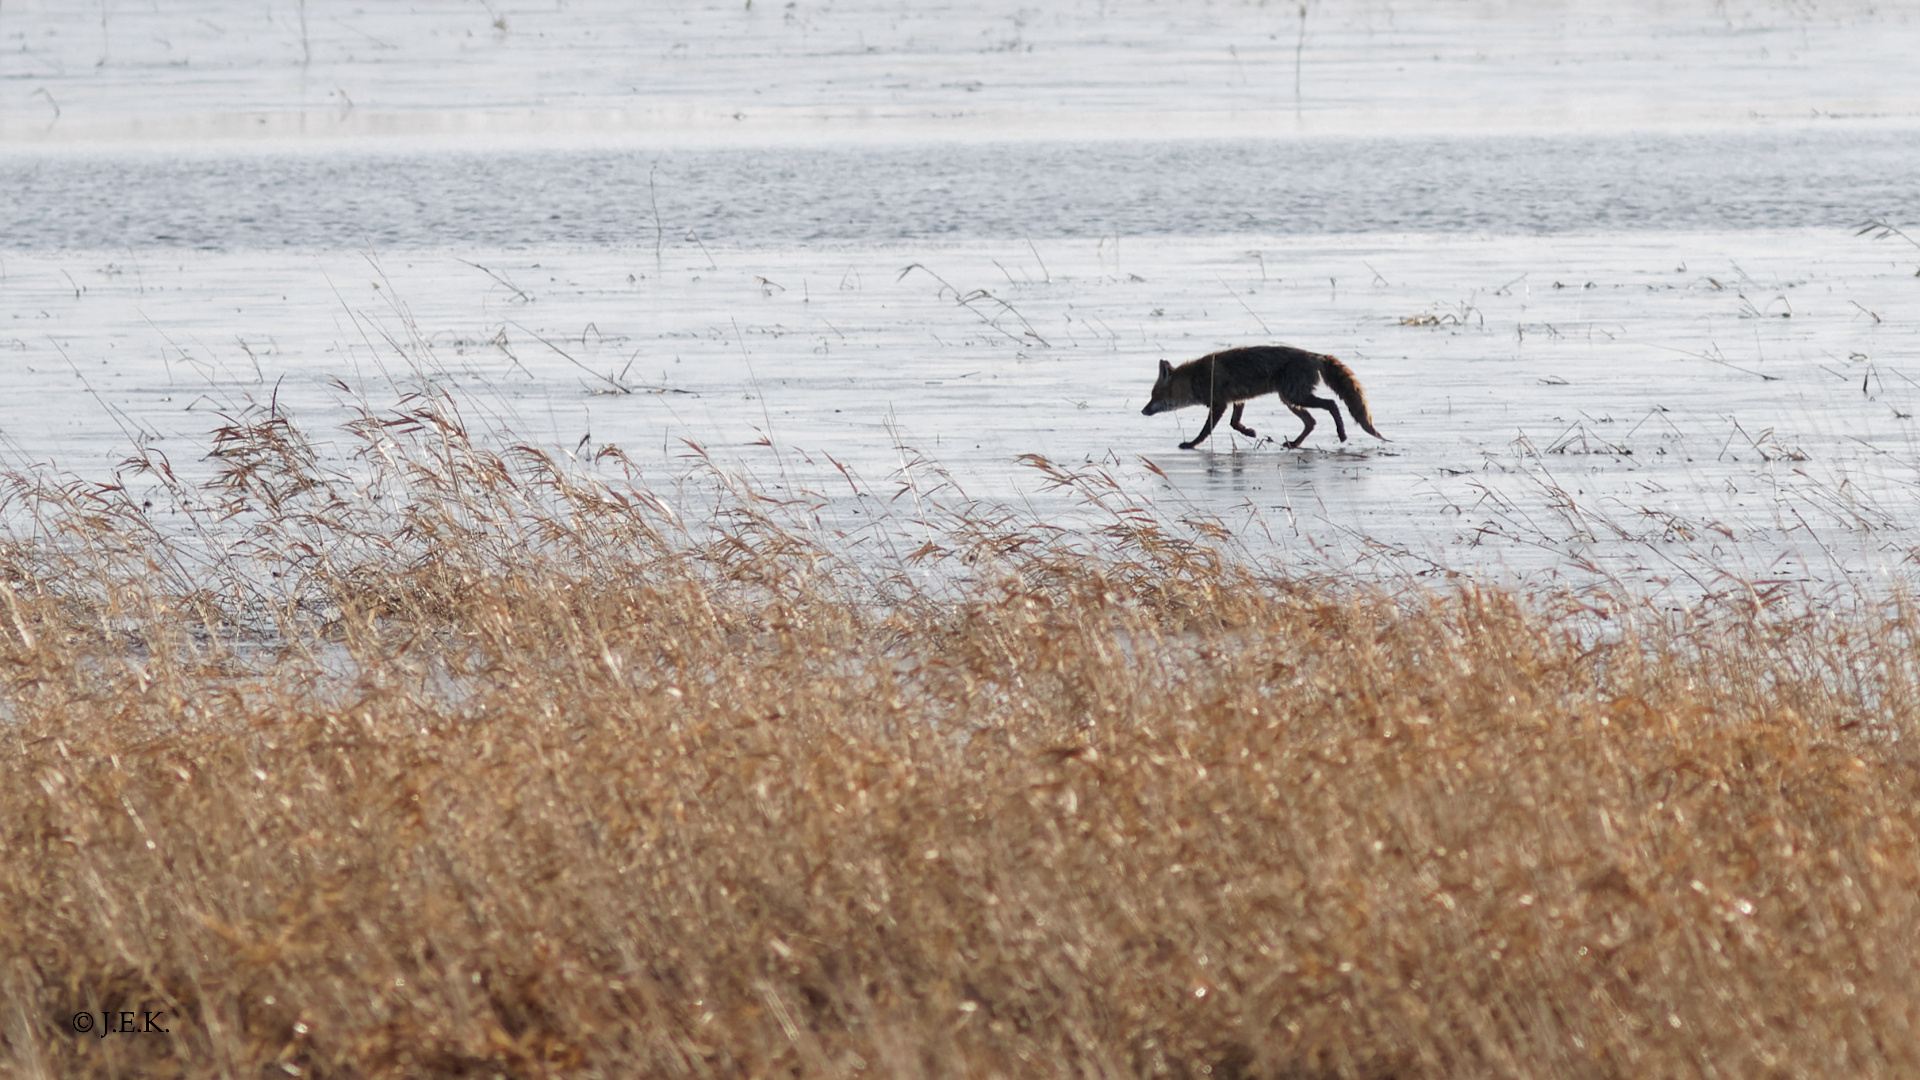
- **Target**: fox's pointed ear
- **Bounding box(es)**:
[1157,359,1172,378]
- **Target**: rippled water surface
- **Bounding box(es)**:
[8,128,1920,249]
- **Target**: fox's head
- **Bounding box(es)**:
[1141,359,1189,415]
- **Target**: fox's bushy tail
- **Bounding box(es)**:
[1321,357,1385,440]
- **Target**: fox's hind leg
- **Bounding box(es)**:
[1282,403,1317,448]
[1300,393,1348,442]
[1229,403,1257,438]
[1180,402,1230,449]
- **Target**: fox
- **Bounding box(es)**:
[1141,345,1385,450]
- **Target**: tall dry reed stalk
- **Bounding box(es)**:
[1,388,1916,1079]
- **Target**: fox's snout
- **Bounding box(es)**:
[1142,359,1179,417]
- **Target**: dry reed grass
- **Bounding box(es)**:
[1,389,1917,1079]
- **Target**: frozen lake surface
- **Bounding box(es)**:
[4,0,1918,143]
[9,229,1919,601]
[4,0,1920,599]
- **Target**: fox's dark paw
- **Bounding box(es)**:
[1179,439,1200,450]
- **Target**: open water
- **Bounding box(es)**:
[7,127,1919,249]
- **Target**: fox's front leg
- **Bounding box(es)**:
[1229,403,1257,438]
[1180,403,1229,449]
